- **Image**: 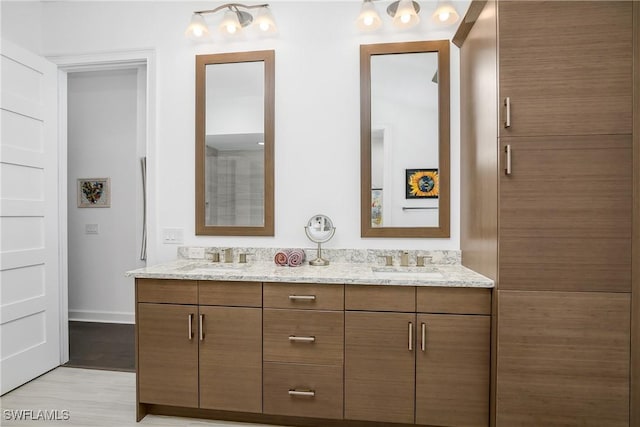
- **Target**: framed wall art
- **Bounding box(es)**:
[77,178,110,208]
[406,169,439,199]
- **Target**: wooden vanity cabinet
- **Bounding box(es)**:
[344,285,491,426]
[136,279,262,415]
[137,302,199,408]
[262,283,345,420]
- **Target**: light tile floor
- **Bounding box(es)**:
[0,367,278,427]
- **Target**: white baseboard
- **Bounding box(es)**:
[68,310,134,324]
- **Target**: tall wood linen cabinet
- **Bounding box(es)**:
[456,1,639,426]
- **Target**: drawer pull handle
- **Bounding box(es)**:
[288,295,316,301]
[188,313,194,340]
[288,335,316,343]
[421,322,426,352]
[504,97,511,128]
[199,314,205,341]
[408,322,413,351]
[288,389,315,397]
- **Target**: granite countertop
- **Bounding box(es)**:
[126,259,494,288]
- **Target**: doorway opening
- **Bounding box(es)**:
[53,53,152,372]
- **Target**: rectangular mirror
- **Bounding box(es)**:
[361,41,450,238]
[195,50,274,236]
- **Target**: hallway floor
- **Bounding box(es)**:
[0,367,278,427]
[65,321,135,372]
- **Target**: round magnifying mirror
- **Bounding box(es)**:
[305,214,335,266]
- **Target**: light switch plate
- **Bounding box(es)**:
[85,224,99,235]
[188,247,205,259]
[162,228,184,244]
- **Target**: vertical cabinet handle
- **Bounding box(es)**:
[505,144,512,175]
[421,323,426,352]
[504,97,511,128]
[188,313,194,340]
[408,322,413,351]
[199,314,205,341]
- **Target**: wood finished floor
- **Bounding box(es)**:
[65,321,135,372]
[0,367,280,427]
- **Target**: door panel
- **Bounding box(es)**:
[199,306,262,413]
[496,291,630,427]
[344,311,415,424]
[137,303,198,407]
[499,136,632,292]
[499,1,632,137]
[0,39,59,395]
[416,314,490,427]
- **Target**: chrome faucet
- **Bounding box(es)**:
[223,248,233,263]
[400,251,409,267]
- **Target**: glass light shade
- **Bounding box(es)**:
[356,1,382,31]
[219,9,242,35]
[185,13,210,40]
[255,6,278,34]
[393,0,420,29]
[432,1,459,25]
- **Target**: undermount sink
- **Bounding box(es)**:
[371,267,443,280]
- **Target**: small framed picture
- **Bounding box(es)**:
[406,169,439,199]
[77,178,110,208]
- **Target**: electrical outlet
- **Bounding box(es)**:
[162,228,184,244]
[188,247,205,259]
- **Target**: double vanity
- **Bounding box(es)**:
[129,249,493,427]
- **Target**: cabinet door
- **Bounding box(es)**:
[499,136,632,292]
[496,291,630,427]
[416,314,490,427]
[498,1,632,137]
[137,303,198,407]
[344,311,415,424]
[199,306,262,413]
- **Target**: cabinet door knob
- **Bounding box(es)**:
[421,322,427,352]
[288,335,316,343]
[288,389,316,397]
[199,314,205,341]
[188,313,194,340]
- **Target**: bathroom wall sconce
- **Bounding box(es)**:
[357,0,459,31]
[185,3,277,40]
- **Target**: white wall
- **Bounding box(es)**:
[2,1,467,264]
[67,69,145,323]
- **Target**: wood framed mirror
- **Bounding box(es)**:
[361,40,450,238]
[195,50,274,236]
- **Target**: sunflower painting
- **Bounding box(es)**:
[406,169,439,199]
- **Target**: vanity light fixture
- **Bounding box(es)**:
[432,0,459,25]
[388,0,420,29]
[185,3,277,40]
[356,0,382,31]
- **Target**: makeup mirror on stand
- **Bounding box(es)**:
[304,214,335,266]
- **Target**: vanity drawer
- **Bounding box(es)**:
[345,285,416,312]
[417,287,491,315]
[198,281,262,307]
[136,279,197,304]
[263,309,344,365]
[263,362,343,419]
[264,283,344,310]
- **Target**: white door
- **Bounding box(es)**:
[1,39,60,394]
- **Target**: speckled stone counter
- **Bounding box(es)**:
[126,258,494,288]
